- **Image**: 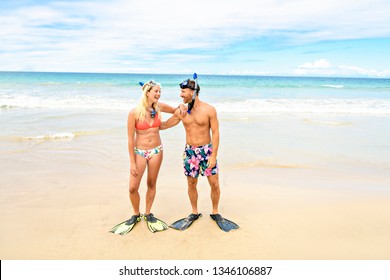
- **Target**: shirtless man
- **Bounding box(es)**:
[160,76,239,232]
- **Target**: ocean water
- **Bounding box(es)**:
[1,71,390,113]
[1,71,390,191]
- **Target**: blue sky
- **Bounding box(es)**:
[1,0,390,77]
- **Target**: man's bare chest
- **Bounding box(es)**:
[183,113,209,127]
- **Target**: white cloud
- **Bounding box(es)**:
[228,69,274,76]
[298,59,331,69]
[337,65,390,77]
[0,0,389,74]
[294,59,390,77]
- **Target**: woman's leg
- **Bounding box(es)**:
[144,151,163,214]
[129,155,147,215]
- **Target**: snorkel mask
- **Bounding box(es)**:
[139,80,161,88]
[179,73,198,114]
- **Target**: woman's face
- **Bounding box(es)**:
[147,86,161,103]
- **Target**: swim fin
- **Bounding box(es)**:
[210,214,239,232]
[144,213,168,233]
[170,213,202,231]
[109,214,141,235]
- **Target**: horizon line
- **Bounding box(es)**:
[1,70,389,80]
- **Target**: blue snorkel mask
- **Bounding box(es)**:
[179,73,198,114]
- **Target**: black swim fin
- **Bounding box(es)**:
[109,214,141,235]
[210,214,239,232]
[170,213,202,231]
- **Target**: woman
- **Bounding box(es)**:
[110,80,184,234]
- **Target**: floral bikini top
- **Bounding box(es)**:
[135,113,161,130]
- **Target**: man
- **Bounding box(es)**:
[160,76,239,232]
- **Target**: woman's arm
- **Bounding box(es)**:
[159,102,176,114]
[160,108,182,130]
[127,110,138,176]
[159,102,187,116]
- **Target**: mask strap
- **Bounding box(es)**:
[188,73,197,114]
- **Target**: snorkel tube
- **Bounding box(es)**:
[139,81,157,118]
[187,73,197,114]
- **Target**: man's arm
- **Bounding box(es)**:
[160,108,182,130]
[208,106,220,168]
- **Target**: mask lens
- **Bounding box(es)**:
[180,80,188,89]
[180,79,194,89]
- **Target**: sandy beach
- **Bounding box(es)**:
[1,72,390,260]
[2,2,390,278]
[1,115,390,260]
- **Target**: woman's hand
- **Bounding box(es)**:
[178,103,188,117]
[130,163,139,177]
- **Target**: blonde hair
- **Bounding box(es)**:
[134,80,161,122]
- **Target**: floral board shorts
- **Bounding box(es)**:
[183,143,219,178]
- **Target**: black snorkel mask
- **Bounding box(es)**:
[179,73,198,114]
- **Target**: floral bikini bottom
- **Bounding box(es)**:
[134,145,163,161]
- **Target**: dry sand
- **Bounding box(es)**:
[1,162,390,260]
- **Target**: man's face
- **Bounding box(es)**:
[180,88,193,104]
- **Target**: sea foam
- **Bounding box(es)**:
[22,133,75,141]
[215,99,390,115]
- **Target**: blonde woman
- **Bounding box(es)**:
[110,80,185,234]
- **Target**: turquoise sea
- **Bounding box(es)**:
[1,71,390,192]
[1,71,390,114]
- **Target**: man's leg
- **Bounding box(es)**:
[207,174,220,214]
[187,176,199,214]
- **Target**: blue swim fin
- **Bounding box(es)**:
[210,214,239,232]
[170,213,202,231]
